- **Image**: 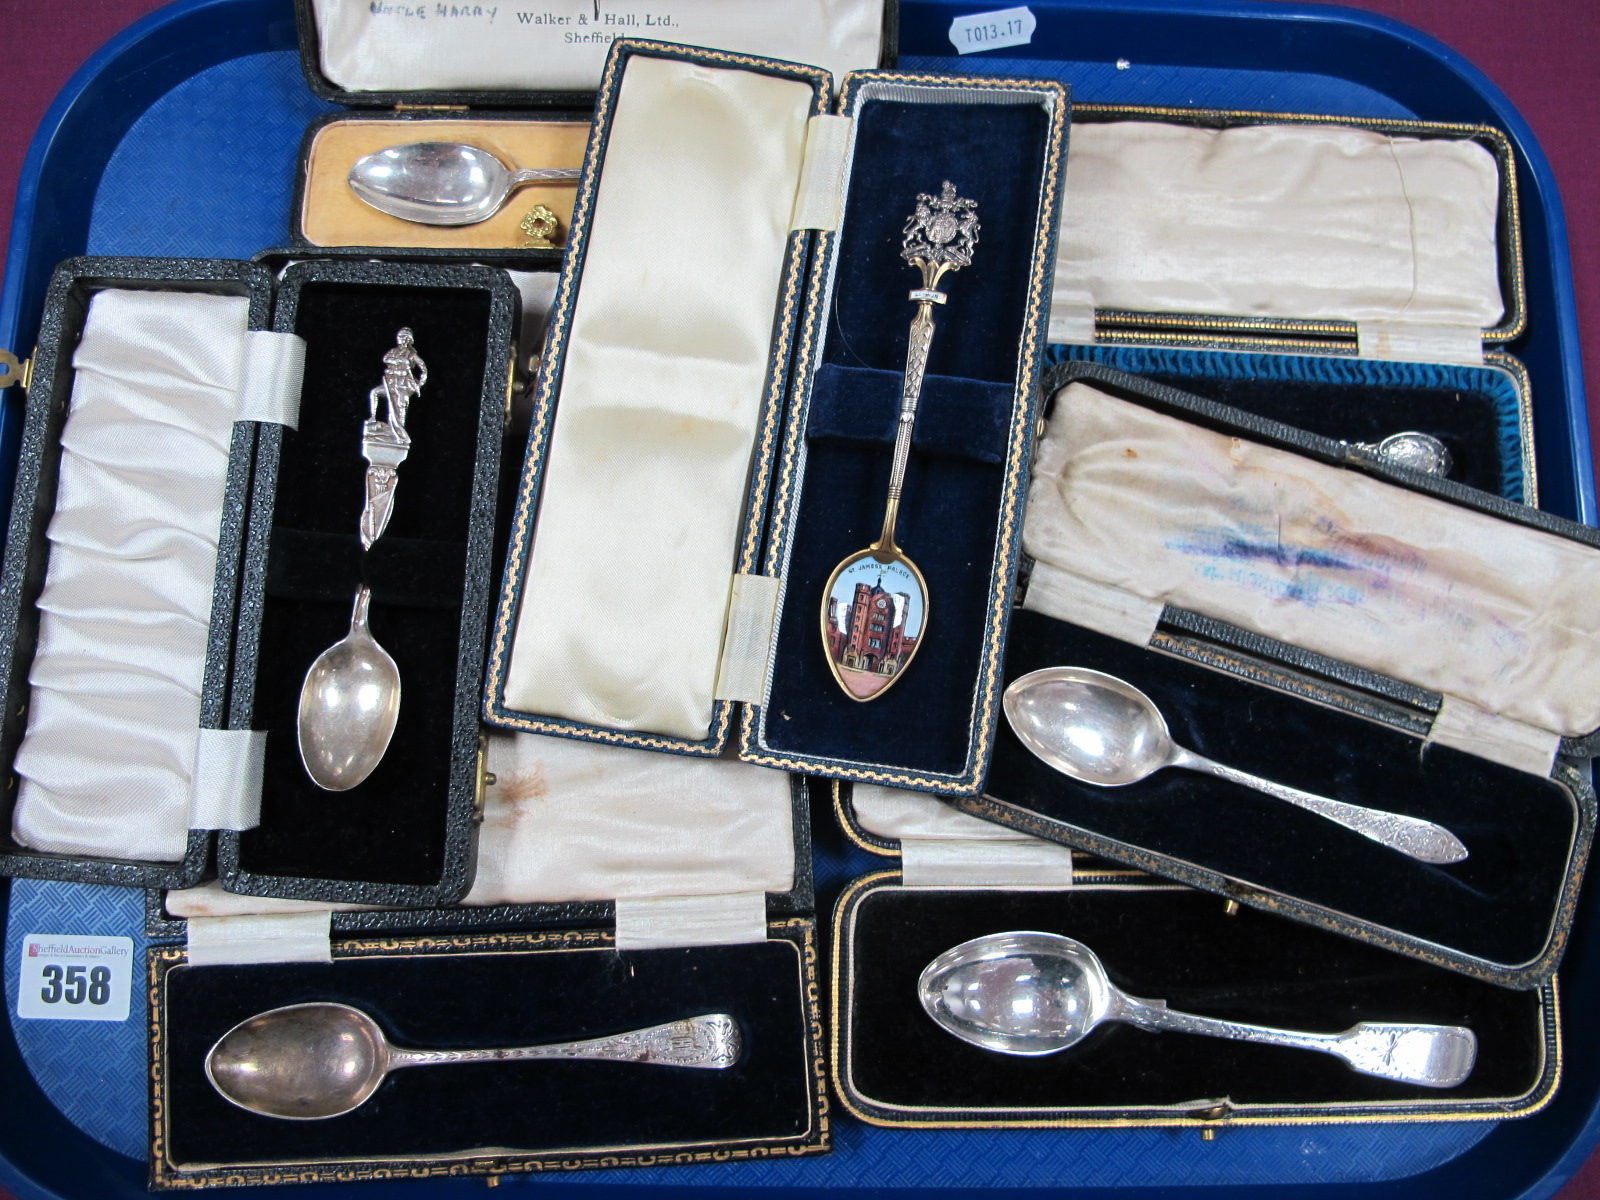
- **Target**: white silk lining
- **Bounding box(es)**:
[311,0,882,92]
[1058,122,1504,326]
[13,290,250,861]
[465,731,794,905]
[1025,384,1600,739]
[169,730,796,920]
[503,55,814,739]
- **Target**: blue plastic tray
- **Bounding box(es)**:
[0,1,1595,1197]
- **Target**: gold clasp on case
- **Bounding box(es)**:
[0,349,30,391]
[473,732,493,823]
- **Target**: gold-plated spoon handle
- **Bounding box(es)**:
[386,1014,742,1071]
[879,302,937,548]
[876,181,980,549]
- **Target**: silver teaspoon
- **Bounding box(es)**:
[349,142,581,226]
[920,931,1476,1087]
[1350,431,1454,477]
[206,1002,742,1120]
[297,586,400,792]
[1002,666,1467,864]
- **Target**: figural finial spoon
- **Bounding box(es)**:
[296,329,425,791]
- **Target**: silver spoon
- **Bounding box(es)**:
[919,931,1476,1087]
[1002,666,1468,864]
[297,329,423,791]
[349,142,581,226]
[205,1002,742,1120]
[296,586,400,792]
[1351,431,1454,477]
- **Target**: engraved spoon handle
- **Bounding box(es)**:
[1115,995,1476,1088]
[508,167,583,187]
[1170,747,1467,864]
[386,1014,741,1071]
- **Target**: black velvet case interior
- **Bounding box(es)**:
[222,265,513,899]
[760,94,1051,777]
[838,884,1547,1119]
[989,602,1579,974]
[158,933,816,1173]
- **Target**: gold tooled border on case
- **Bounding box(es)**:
[828,871,1562,1130]
[149,920,828,1189]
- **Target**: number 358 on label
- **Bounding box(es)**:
[16,934,132,1022]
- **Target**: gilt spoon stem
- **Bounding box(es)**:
[820,182,979,702]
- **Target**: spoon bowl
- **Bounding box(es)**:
[919,931,1477,1086]
[918,930,1112,1056]
[206,1002,390,1120]
[205,1002,743,1120]
[349,142,580,226]
[1354,431,1454,477]
[1002,666,1468,864]
[297,585,401,792]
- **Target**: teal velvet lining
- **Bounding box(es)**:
[1047,344,1526,503]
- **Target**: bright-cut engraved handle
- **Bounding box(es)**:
[389,1014,741,1071]
[508,167,583,187]
[1117,996,1476,1088]
[878,305,937,550]
[1172,748,1468,864]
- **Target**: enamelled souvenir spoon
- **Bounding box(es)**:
[821,182,978,702]
[1002,666,1468,864]
[205,1002,742,1119]
[349,142,581,226]
[919,931,1476,1087]
[296,329,425,792]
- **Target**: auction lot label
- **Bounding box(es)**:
[16,933,133,1022]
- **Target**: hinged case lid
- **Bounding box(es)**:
[1051,105,1525,356]
[969,360,1599,987]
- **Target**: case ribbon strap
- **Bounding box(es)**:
[791,114,853,232]
[901,837,1076,887]
[1428,695,1560,777]
[1022,562,1164,647]
[186,911,332,967]
[715,572,781,703]
[237,330,307,428]
[1047,287,1098,345]
[613,891,768,950]
[188,728,266,831]
[1356,321,1484,366]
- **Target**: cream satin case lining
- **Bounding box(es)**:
[13,291,250,861]
[502,57,816,740]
